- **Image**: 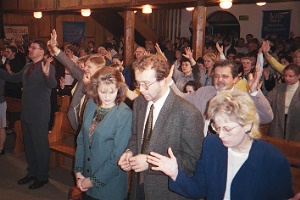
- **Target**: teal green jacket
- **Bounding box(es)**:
[75,100,132,200]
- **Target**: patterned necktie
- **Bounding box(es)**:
[141,104,154,154]
[139,104,154,184]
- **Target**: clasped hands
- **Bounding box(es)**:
[118,151,149,172]
[118,148,179,181]
[75,172,93,192]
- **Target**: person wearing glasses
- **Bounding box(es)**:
[170,60,273,136]
[147,90,295,200]
[0,40,57,189]
[118,54,204,200]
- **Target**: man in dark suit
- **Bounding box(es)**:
[118,54,204,200]
[0,40,57,189]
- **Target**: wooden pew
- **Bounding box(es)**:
[49,95,77,168]
[261,135,300,168]
[5,97,23,154]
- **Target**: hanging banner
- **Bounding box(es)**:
[62,21,86,44]
[261,10,291,40]
[4,25,28,44]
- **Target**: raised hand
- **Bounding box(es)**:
[182,47,193,60]
[216,42,223,55]
[147,148,179,181]
[42,59,50,77]
[50,29,58,48]
[5,63,12,74]
[261,40,271,53]
[248,63,262,93]
[82,73,91,85]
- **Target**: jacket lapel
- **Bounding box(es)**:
[148,91,174,151]
[136,97,148,153]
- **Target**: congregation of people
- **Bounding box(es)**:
[0,27,299,200]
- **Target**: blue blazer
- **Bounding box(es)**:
[75,100,132,200]
[169,135,294,200]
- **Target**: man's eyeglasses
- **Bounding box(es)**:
[28,46,42,51]
[134,80,157,90]
[210,122,240,135]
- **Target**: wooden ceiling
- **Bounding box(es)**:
[2,0,299,13]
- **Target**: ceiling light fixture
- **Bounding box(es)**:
[81,9,91,17]
[186,7,195,11]
[142,4,152,14]
[219,0,233,9]
[33,12,42,19]
[256,2,266,6]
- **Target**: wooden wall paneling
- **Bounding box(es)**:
[36,15,52,41]
[166,9,169,39]
[2,0,18,10]
[178,9,181,38]
[107,0,130,3]
[58,0,79,8]
[36,0,55,9]
[18,0,35,10]
[170,9,174,41]
[82,0,105,5]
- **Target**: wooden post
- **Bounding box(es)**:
[124,11,135,64]
[192,6,206,59]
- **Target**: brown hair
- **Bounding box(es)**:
[132,54,170,81]
[86,67,127,106]
[85,54,105,69]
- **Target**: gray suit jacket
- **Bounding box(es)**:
[171,84,273,124]
[54,51,85,130]
[127,89,204,200]
[0,59,57,123]
[267,81,300,141]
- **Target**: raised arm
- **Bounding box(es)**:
[49,29,84,81]
[262,40,285,74]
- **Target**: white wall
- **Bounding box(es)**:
[180,2,300,41]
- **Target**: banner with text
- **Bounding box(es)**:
[4,25,28,45]
[261,10,291,40]
[62,21,86,44]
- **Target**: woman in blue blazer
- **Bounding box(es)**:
[147,90,295,200]
[74,67,132,200]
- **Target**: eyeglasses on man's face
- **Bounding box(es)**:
[28,46,42,51]
[134,80,157,90]
[210,121,240,135]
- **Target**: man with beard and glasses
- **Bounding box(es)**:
[171,60,273,135]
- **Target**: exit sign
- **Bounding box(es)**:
[239,15,249,21]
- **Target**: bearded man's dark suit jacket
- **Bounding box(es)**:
[127,89,204,200]
[0,59,57,180]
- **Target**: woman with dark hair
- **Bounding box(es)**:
[267,64,300,141]
[74,67,132,200]
[183,80,201,94]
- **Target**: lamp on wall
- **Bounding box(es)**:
[186,7,194,11]
[142,5,152,14]
[81,9,91,17]
[256,2,266,6]
[219,0,233,9]
[33,12,42,19]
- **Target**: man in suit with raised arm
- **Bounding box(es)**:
[118,54,204,200]
[0,40,57,189]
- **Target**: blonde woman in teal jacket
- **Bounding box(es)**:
[74,67,132,200]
